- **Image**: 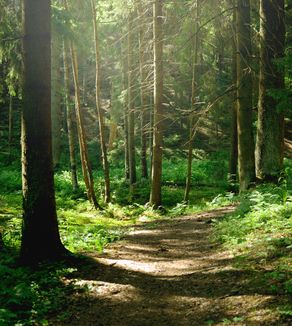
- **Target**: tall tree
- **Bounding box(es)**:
[51,32,62,169]
[63,0,101,209]
[21,0,67,263]
[255,0,285,181]
[236,0,255,191]
[184,0,200,202]
[63,41,79,191]
[122,46,130,180]
[70,42,101,209]
[138,1,149,179]
[150,0,164,207]
[127,11,137,186]
[228,0,238,183]
[91,0,111,203]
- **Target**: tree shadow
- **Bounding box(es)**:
[54,210,290,325]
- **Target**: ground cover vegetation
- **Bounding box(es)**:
[0,0,291,324]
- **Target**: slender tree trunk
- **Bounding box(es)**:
[149,95,154,179]
[63,0,101,209]
[108,121,118,151]
[8,95,13,159]
[51,32,62,169]
[63,41,78,191]
[70,43,101,209]
[138,2,148,179]
[150,0,164,207]
[0,232,3,250]
[91,0,111,203]
[255,0,285,181]
[228,0,238,183]
[122,46,130,180]
[21,0,67,263]
[236,0,255,192]
[184,0,200,202]
[128,12,137,186]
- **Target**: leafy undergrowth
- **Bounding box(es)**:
[0,251,83,325]
[0,162,226,325]
[1,158,290,325]
[213,184,292,319]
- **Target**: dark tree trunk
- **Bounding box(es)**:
[228,0,238,183]
[236,0,256,192]
[255,0,285,181]
[128,12,137,186]
[122,45,130,180]
[21,0,67,263]
[63,41,79,191]
[150,0,164,207]
[184,0,200,202]
[138,1,149,179]
[91,0,111,203]
[51,33,62,169]
[8,95,13,161]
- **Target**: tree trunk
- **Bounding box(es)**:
[108,121,118,151]
[128,12,137,186]
[0,232,4,250]
[63,0,101,209]
[236,0,255,192]
[255,0,285,182]
[138,2,148,179]
[21,0,67,264]
[8,95,13,160]
[91,0,111,203]
[63,41,78,192]
[51,32,62,169]
[122,45,130,180]
[184,0,200,202]
[228,0,238,183]
[150,0,164,207]
[70,43,101,209]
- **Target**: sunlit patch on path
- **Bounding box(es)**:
[54,206,289,326]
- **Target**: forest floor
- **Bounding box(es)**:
[51,206,291,326]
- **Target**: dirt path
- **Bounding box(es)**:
[56,206,289,326]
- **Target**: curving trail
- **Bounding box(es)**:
[55,206,289,326]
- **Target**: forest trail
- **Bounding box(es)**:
[56,206,288,326]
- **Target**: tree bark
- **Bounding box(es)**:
[70,43,101,209]
[122,44,130,180]
[138,2,148,179]
[128,11,137,186]
[8,95,13,160]
[51,32,62,169]
[255,0,285,181]
[228,0,238,183]
[150,0,164,207]
[236,0,255,192]
[63,0,101,209]
[21,0,67,263]
[63,41,78,191]
[91,0,111,203]
[184,0,200,202]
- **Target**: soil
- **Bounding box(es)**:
[54,206,291,326]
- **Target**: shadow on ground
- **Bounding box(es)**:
[53,207,291,326]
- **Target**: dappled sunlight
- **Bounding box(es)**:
[97,257,159,274]
[50,207,289,325]
[74,279,139,301]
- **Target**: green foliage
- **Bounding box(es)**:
[214,185,291,248]
[0,250,81,325]
[214,184,292,309]
[0,168,22,193]
[162,153,228,187]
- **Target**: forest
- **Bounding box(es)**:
[0,0,291,325]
